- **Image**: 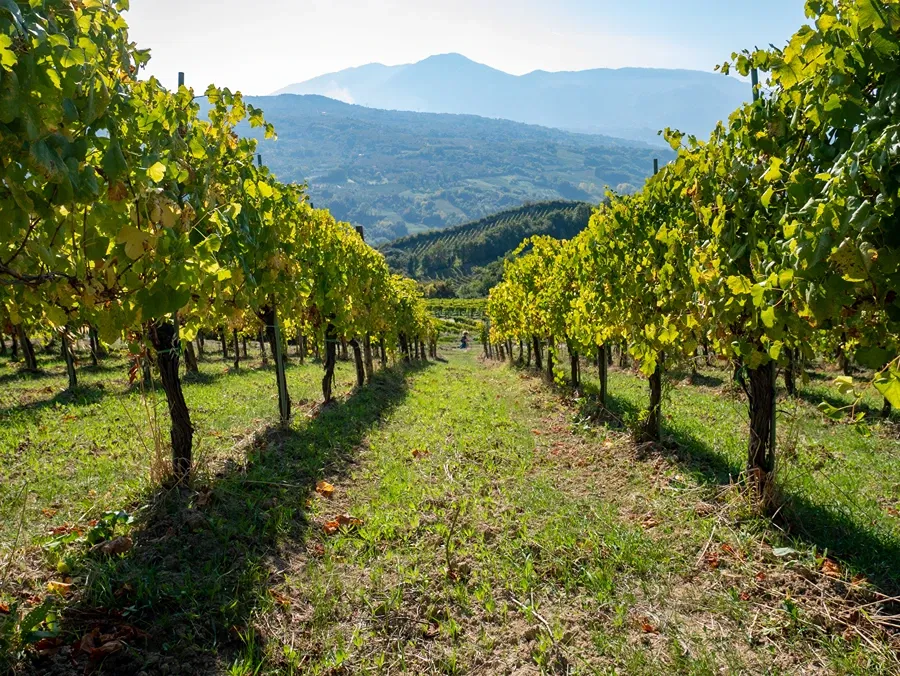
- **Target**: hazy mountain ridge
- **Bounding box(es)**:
[243,95,670,243]
[275,53,749,145]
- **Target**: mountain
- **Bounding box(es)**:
[379,201,593,297]
[274,54,749,145]
[244,95,669,244]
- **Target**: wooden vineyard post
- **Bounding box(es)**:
[597,344,608,407]
[645,157,664,442]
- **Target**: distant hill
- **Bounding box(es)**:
[244,95,667,244]
[379,201,592,297]
[274,53,749,145]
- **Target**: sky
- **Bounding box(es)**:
[125,0,810,95]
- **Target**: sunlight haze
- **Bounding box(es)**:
[125,0,809,94]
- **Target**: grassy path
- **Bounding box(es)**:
[6,349,899,674]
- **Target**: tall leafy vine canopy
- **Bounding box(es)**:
[0,0,432,349]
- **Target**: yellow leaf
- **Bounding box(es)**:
[116,225,151,260]
[315,480,334,498]
[147,162,166,183]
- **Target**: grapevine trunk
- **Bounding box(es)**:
[150,321,193,483]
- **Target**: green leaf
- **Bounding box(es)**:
[855,346,893,370]
[726,275,752,295]
[102,139,128,181]
[874,371,900,408]
[761,306,775,328]
[0,33,17,68]
[761,186,775,208]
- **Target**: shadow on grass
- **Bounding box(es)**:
[28,361,430,675]
[0,385,107,420]
[576,375,900,597]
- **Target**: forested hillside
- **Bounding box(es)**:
[242,95,667,243]
[380,201,592,296]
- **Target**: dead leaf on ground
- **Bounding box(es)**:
[720,543,740,558]
[411,448,430,459]
[91,536,133,557]
[196,486,213,507]
[323,520,340,535]
[336,513,362,527]
[315,480,335,498]
[270,590,291,607]
[41,508,58,519]
[33,637,64,655]
[821,558,841,578]
[0,602,9,614]
[639,617,658,633]
[47,581,72,596]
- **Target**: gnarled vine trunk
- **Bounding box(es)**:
[747,360,776,500]
[350,338,365,387]
[597,344,608,406]
[532,335,542,371]
[258,330,268,366]
[150,321,193,483]
[15,325,37,371]
[62,327,77,390]
[784,348,796,397]
[568,343,579,388]
[545,338,553,381]
[232,329,240,370]
[323,322,338,402]
[184,340,199,374]
[363,335,374,382]
[261,306,291,423]
[644,354,664,442]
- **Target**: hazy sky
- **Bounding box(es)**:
[126,0,809,95]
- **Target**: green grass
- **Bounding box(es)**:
[1,346,899,674]
[573,359,900,594]
[0,345,360,548]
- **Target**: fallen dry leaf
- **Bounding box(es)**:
[323,520,340,535]
[720,543,739,558]
[41,508,58,519]
[336,513,362,527]
[90,639,125,659]
[91,536,133,557]
[270,590,291,607]
[47,581,72,596]
[196,487,213,507]
[315,480,335,498]
[821,558,841,578]
[411,448,430,459]
[33,637,64,655]
[639,617,658,633]
[0,602,9,614]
